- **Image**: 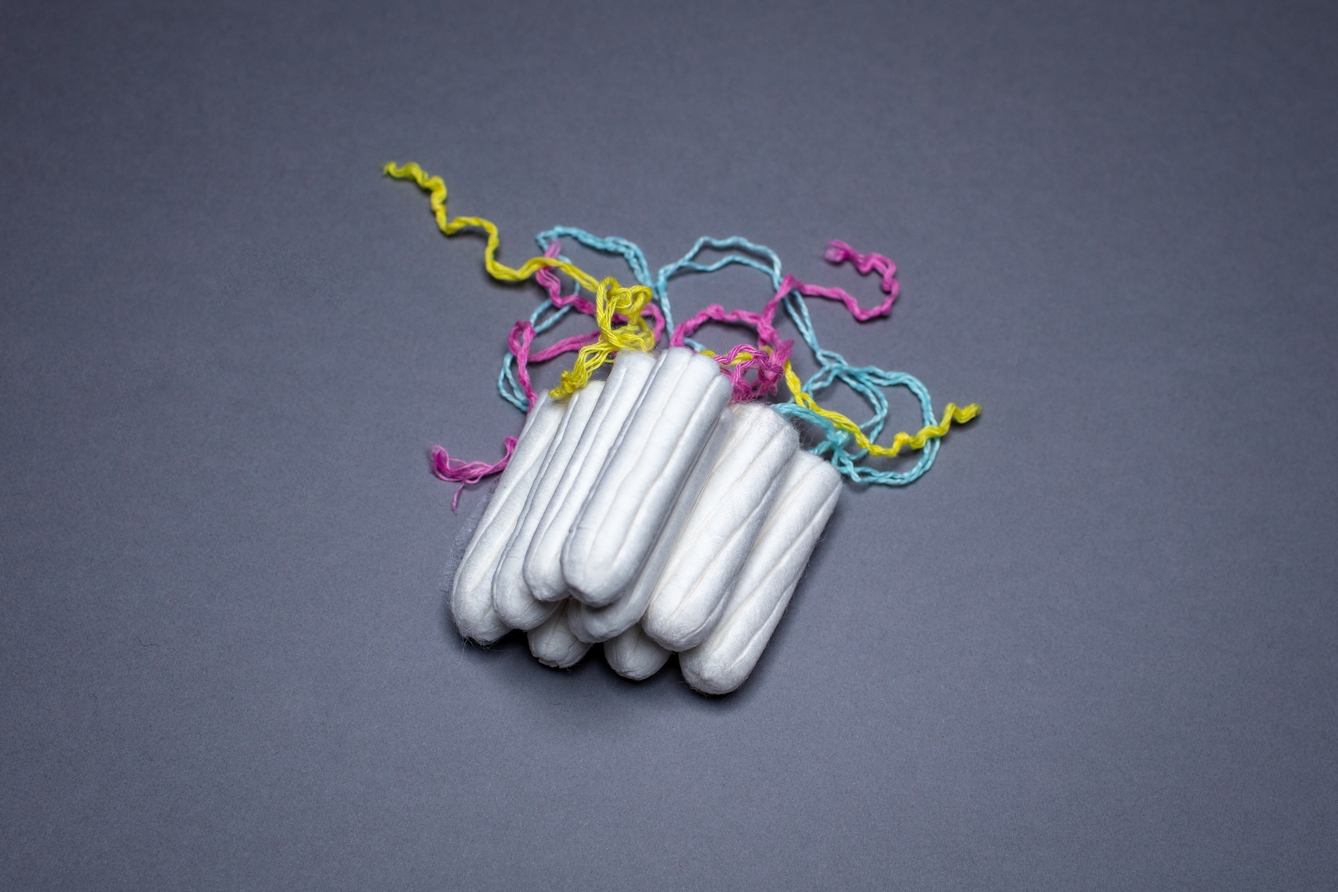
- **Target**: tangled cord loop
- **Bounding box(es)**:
[384,162,656,397]
[385,163,979,502]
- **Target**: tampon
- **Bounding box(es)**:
[566,407,734,643]
[563,348,733,607]
[449,394,567,643]
[642,403,799,651]
[679,450,842,695]
[523,351,658,603]
[491,381,606,629]
[603,624,672,681]
[528,600,592,669]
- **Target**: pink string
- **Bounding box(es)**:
[506,241,667,410]
[431,239,898,507]
[822,240,899,310]
[668,240,899,402]
[430,437,518,511]
[507,319,600,411]
[670,297,794,401]
[430,241,669,508]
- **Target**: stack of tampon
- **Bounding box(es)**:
[451,347,842,694]
[377,164,981,694]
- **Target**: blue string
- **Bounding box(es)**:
[652,235,785,351]
[495,299,572,411]
[491,227,943,486]
[535,227,655,292]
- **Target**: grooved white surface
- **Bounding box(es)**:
[642,403,799,651]
[562,348,732,607]
[491,382,604,630]
[448,395,566,644]
[527,600,591,669]
[680,451,842,695]
[567,406,734,643]
[602,624,672,681]
[523,351,657,603]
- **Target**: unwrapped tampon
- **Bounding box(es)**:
[449,395,566,643]
[491,381,606,630]
[562,348,733,607]
[679,450,842,694]
[524,351,658,603]
[603,624,672,681]
[566,406,734,644]
[528,599,592,669]
[642,403,799,651]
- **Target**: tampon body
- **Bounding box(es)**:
[449,395,567,643]
[642,403,799,651]
[567,407,734,643]
[491,381,606,630]
[603,624,672,681]
[528,600,592,669]
[679,450,842,695]
[523,351,658,603]
[562,348,732,607]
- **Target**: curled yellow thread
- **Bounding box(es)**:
[550,277,654,398]
[698,347,769,364]
[384,161,655,395]
[782,360,979,457]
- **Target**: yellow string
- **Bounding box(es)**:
[782,360,979,457]
[697,347,770,364]
[385,161,978,441]
[551,277,654,397]
[383,161,655,397]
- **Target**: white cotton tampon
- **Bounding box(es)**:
[491,381,606,630]
[679,450,842,695]
[449,395,568,643]
[566,407,734,644]
[528,600,592,669]
[562,348,733,607]
[641,403,799,651]
[523,351,658,603]
[603,624,672,681]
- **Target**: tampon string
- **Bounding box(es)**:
[384,163,978,499]
[383,162,656,397]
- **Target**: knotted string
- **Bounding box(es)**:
[385,164,979,504]
[383,162,655,397]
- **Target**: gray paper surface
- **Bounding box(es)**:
[2,1,1335,889]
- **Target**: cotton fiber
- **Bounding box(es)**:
[566,406,733,644]
[679,451,842,694]
[562,348,732,606]
[449,395,566,643]
[641,402,799,651]
[603,624,672,681]
[523,351,658,603]
[491,381,605,630]
[528,600,592,669]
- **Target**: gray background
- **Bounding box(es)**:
[2,0,1335,888]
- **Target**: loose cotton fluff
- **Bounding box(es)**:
[449,347,837,694]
